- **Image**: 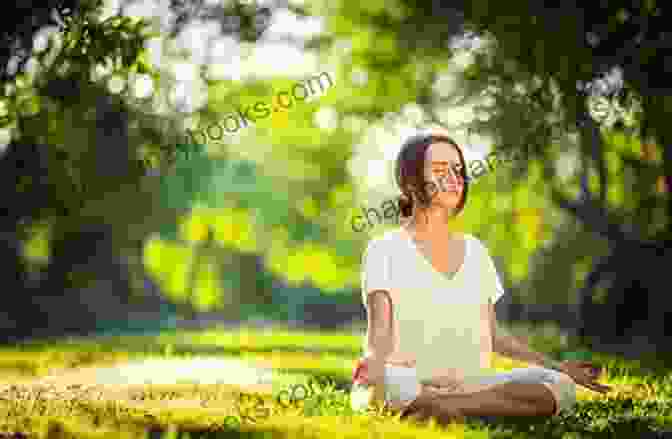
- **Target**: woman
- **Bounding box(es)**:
[352,128,610,424]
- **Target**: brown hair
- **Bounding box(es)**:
[394,132,470,220]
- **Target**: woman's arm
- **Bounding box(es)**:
[367,290,395,358]
[363,290,395,403]
[490,302,611,393]
[489,301,563,370]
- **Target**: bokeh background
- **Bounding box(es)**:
[1,0,670,361]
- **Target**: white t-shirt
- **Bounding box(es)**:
[361,228,505,384]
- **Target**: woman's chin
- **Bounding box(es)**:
[433,196,460,209]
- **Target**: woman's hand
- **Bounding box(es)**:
[559,360,611,394]
[353,356,385,387]
[352,356,388,407]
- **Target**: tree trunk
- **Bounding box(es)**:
[40,222,134,335]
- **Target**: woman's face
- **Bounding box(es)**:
[422,141,465,211]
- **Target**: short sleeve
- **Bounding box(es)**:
[473,236,505,305]
[360,238,393,306]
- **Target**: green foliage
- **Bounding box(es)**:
[6,0,667,321]
[0,4,184,256]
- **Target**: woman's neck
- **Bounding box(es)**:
[404,206,460,238]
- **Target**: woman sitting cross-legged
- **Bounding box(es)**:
[352,129,610,425]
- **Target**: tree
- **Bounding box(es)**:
[302,0,671,346]
[0,0,275,339]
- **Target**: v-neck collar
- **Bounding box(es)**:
[398,227,469,282]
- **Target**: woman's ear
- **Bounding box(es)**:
[423,180,439,199]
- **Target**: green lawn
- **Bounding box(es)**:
[1,322,671,438]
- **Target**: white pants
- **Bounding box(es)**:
[384,365,576,415]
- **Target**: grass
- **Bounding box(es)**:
[0,321,671,438]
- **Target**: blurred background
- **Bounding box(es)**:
[1,0,670,361]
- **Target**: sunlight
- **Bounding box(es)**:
[41,357,275,387]
[264,8,323,40]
